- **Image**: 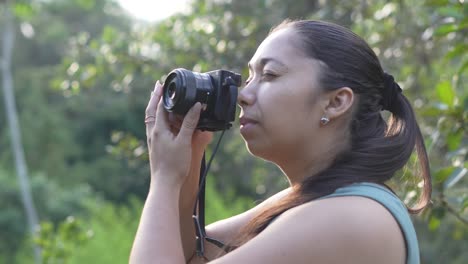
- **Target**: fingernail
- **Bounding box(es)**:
[194,102,202,112]
[155,81,163,96]
[158,85,164,96]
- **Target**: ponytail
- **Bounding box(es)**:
[387,93,431,213]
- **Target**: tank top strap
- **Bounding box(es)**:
[320,182,420,264]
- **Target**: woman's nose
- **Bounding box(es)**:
[237,84,256,107]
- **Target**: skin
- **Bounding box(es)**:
[238,28,354,185]
[130,27,406,264]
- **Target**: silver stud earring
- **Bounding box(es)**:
[320,116,330,125]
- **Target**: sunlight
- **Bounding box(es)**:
[117,0,191,22]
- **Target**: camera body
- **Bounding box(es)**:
[162,68,242,131]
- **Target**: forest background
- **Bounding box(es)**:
[0,0,466,263]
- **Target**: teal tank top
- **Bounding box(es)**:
[321,182,420,264]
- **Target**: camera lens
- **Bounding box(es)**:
[162,68,213,115]
[162,78,179,110]
[167,83,177,100]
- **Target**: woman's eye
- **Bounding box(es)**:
[261,72,277,81]
[243,72,277,85]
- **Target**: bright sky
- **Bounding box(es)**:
[117,0,191,22]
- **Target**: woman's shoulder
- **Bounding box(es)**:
[286,189,407,239]
[211,189,406,264]
[315,182,420,264]
[319,182,410,216]
[278,192,406,262]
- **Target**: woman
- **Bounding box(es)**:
[130,20,431,264]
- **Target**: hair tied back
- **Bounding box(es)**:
[381,72,403,111]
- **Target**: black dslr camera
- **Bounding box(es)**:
[162,68,241,131]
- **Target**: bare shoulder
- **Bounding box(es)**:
[211,196,406,264]
[280,196,406,263]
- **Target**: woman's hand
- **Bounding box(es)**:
[167,108,213,157]
[145,81,212,188]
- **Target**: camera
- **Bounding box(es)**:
[162,68,241,131]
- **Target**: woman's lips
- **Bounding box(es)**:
[239,116,258,133]
[239,116,257,126]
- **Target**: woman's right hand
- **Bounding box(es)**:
[167,112,213,156]
[145,81,212,196]
[166,111,213,208]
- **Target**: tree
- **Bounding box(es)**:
[0,2,40,263]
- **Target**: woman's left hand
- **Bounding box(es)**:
[145,81,203,188]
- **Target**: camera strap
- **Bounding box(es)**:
[192,131,229,257]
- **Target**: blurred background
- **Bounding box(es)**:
[0,0,466,263]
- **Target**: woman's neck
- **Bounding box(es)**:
[278,133,350,187]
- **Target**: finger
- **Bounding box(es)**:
[145,81,163,117]
[177,103,202,141]
[146,81,163,137]
[154,97,171,132]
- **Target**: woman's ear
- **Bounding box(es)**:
[324,87,354,120]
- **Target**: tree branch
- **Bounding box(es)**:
[441,198,468,225]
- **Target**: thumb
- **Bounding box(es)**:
[177,103,202,141]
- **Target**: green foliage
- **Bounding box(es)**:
[205,175,254,224]
[34,217,93,264]
[11,0,36,20]
[0,170,26,260]
[0,169,92,262]
[419,0,468,232]
[66,198,141,264]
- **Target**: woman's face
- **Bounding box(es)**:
[238,27,328,163]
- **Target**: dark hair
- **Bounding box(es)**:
[229,20,431,248]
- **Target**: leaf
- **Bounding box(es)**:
[102,26,118,43]
[76,0,95,10]
[429,215,442,231]
[444,167,467,189]
[421,102,449,117]
[435,166,456,184]
[447,130,463,151]
[457,59,468,76]
[426,0,450,6]
[446,43,468,60]
[13,3,35,20]
[436,81,455,107]
[462,196,468,211]
[435,23,458,36]
[437,6,465,19]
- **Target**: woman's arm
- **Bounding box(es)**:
[209,196,406,264]
[186,187,292,263]
[204,187,291,245]
[178,149,204,260]
[130,81,204,263]
[136,81,214,262]
[130,177,185,264]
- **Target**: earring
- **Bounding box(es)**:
[320,116,330,125]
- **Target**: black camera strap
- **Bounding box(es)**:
[192,130,228,257]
